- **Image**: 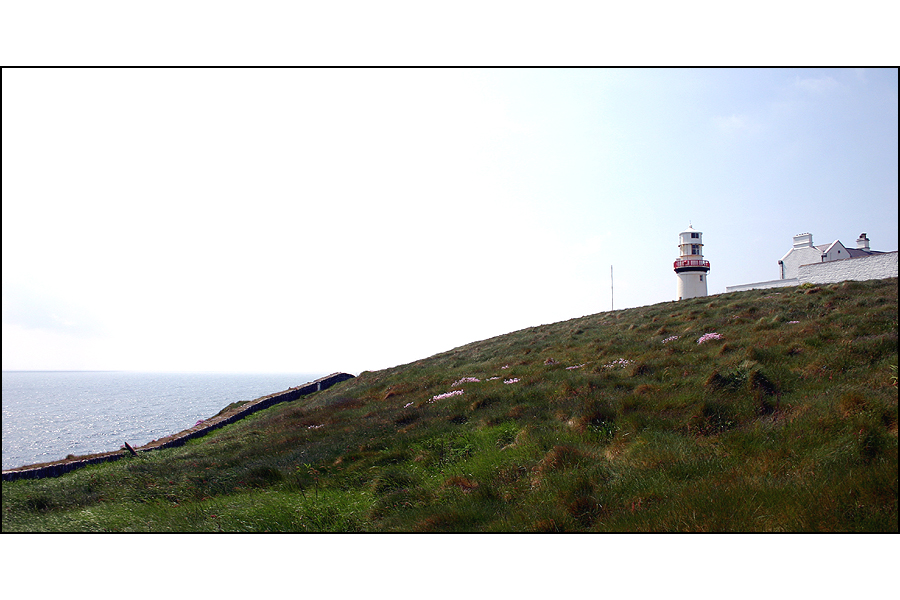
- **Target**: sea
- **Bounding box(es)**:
[1,371,327,471]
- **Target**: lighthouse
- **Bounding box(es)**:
[674,225,710,300]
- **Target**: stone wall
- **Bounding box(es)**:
[798,251,898,285]
[725,278,799,293]
[1,372,355,482]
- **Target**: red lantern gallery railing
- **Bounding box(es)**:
[674,259,710,269]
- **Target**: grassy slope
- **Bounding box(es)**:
[3,279,897,532]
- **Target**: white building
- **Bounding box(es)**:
[726,232,896,293]
[674,225,710,300]
[778,232,882,280]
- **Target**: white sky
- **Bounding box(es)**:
[3,68,898,374]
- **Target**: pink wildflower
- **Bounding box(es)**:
[430,390,464,403]
[661,335,679,344]
[503,378,520,384]
[697,332,724,344]
[603,358,633,369]
[566,364,585,370]
[452,377,481,387]
[788,320,800,324]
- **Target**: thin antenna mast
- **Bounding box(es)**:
[611,265,614,311]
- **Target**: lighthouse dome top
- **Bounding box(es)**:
[679,225,703,247]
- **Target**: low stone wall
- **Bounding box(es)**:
[798,251,898,285]
[725,278,799,293]
[1,372,355,482]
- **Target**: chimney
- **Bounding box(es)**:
[856,233,870,250]
[793,233,814,249]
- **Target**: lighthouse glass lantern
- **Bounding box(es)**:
[674,225,710,300]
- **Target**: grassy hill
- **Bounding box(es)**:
[3,278,897,532]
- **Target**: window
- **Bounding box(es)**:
[691,233,699,239]
[691,244,700,254]
[699,275,703,281]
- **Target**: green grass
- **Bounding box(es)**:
[3,278,897,532]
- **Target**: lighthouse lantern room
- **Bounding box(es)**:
[675,225,710,300]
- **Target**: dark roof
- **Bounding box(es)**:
[846,248,885,259]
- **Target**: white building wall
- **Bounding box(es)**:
[820,241,849,263]
[798,251,898,285]
[780,246,822,279]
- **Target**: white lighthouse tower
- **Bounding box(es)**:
[675,225,710,300]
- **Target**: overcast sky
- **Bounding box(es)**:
[3,68,897,374]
